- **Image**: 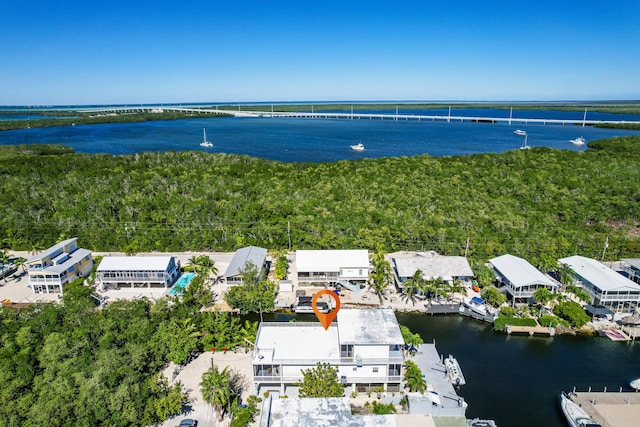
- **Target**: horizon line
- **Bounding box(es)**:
[2,99,640,109]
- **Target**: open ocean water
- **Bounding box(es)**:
[1,110,640,161]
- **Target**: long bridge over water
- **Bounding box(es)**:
[80,105,640,127]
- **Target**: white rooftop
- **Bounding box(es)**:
[337,308,403,345]
[622,258,640,270]
[391,251,473,280]
[266,397,397,427]
[559,255,640,292]
[490,254,557,289]
[96,256,174,272]
[254,323,339,363]
[296,249,369,272]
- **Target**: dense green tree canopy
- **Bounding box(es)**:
[1,136,640,265]
[296,362,344,398]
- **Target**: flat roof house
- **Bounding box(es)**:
[224,246,268,284]
[252,308,404,395]
[489,254,558,302]
[295,249,369,287]
[259,396,400,427]
[25,238,93,294]
[96,256,180,291]
[391,251,473,289]
[559,255,640,313]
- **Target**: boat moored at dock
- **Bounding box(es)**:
[444,354,466,386]
[560,392,602,427]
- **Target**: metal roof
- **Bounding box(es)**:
[391,251,473,280]
[622,258,640,270]
[337,308,403,345]
[224,246,267,278]
[44,248,92,274]
[26,237,77,263]
[96,256,174,272]
[489,254,557,289]
[559,255,640,292]
[296,249,369,272]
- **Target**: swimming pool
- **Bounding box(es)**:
[169,272,196,296]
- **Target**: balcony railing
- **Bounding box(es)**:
[252,356,404,366]
[253,374,402,384]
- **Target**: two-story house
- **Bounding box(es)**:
[25,238,93,294]
[252,308,404,396]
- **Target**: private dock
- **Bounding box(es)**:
[568,391,640,427]
[505,325,555,336]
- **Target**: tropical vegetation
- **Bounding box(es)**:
[295,362,344,398]
[200,363,246,421]
[0,276,257,426]
[0,110,230,131]
[403,360,426,393]
[553,301,592,328]
[1,137,640,267]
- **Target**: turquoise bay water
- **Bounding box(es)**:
[2,114,640,161]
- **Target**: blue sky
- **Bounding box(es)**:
[1,0,639,105]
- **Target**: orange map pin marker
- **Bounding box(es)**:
[312,290,341,330]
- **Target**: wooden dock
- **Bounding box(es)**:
[569,391,640,427]
[505,325,555,336]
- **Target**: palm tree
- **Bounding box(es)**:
[369,247,393,304]
[0,249,13,283]
[403,360,426,393]
[187,255,201,273]
[447,279,466,304]
[402,270,425,306]
[200,363,232,421]
[197,254,218,281]
[424,277,445,305]
[238,320,258,350]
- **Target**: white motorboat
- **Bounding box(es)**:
[444,355,466,386]
[513,129,527,136]
[462,297,489,316]
[570,136,586,146]
[350,142,364,151]
[200,128,213,147]
[560,392,602,427]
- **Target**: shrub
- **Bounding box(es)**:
[554,301,591,328]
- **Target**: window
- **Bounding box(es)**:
[372,367,379,373]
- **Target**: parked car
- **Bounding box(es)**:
[178,419,198,427]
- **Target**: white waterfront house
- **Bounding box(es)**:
[95,256,180,291]
[252,308,404,395]
[489,254,558,302]
[620,258,640,284]
[390,251,473,290]
[25,238,93,294]
[295,249,369,287]
[224,246,268,284]
[559,255,640,313]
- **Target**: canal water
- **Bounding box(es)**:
[247,312,640,427]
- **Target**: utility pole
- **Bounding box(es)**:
[600,236,609,262]
[287,220,292,251]
[464,237,470,258]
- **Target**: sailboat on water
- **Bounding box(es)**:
[519,133,531,150]
[199,128,213,147]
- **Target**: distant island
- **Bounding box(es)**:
[1,102,640,131]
